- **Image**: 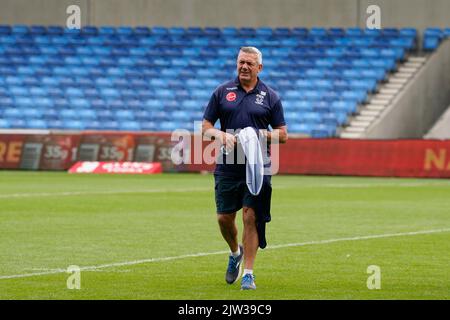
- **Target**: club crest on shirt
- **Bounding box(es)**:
[255,92,265,105]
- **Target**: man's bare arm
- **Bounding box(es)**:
[202,119,236,150]
[262,125,288,144]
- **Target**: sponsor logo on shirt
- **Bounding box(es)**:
[226,92,237,102]
[226,87,238,91]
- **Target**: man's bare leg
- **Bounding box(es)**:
[217,212,238,253]
[218,212,244,284]
[242,207,258,270]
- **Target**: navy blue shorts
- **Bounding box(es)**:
[214,174,271,214]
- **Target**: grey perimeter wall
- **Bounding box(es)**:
[0,0,449,29]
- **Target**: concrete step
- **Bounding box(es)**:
[361,109,381,116]
[366,104,386,111]
[409,57,427,63]
[404,62,423,68]
[345,126,367,133]
[375,93,394,100]
[395,73,413,79]
[370,98,390,105]
[389,78,408,84]
[398,67,417,73]
[385,83,404,89]
[379,88,399,94]
[355,115,376,121]
[350,121,371,128]
[340,132,362,139]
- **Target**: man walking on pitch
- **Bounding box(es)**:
[202,47,288,290]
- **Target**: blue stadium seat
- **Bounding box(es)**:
[289,123,313,135]
[382,28,399,36]
[139,121,158,131]
[134,26,151,35]
[204,27,221,37]
[423,37,440,51]
[98,26,116,35]
[332,100,358,113]
[103,121,119,130]
[399,28,417,37]
[186,27,203,36]
[12,25,29,34]
[310,27,328,36]
[159,121,180,131]
[4,108,21,118]
[443,28,450,37]
[84,120,101,130]
[8,118,26,128]
[63,120,85,130]
[78,109,97,120]
[120,121,141,131]
[60,109,79,119]
[115,110,134,120]
[27,119,47,129]
[15,97,35,108]
[0,25,12,34]
[312,124,335,137]
[290,27,307,36]
[42,108,58,120]
[0,119,10,128]
[256,27,273,37]
[300,112,322,123]
[47,25,64,35]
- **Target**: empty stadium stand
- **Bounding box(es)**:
[0,25,421,137]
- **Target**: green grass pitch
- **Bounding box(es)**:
[0,170,449,300]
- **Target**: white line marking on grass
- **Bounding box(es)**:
[0,188,212,199]
[1,228,449,280]
[266,228,450,249]
[3,181,450,199]
[277,182,450,189]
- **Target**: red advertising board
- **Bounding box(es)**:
[0,133,79,170]
[78,133,135,162]
[1,132,450,178]
[0,134,26,169]
[277,138,450,178]
[133,132,179,172]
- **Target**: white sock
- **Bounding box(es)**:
[231,247,240,257]
[243,269,253,276]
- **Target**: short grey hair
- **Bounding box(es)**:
[239,46,263,65]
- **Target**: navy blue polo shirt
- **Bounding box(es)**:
[203,77,286,177]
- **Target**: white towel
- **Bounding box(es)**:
[236,127,264,196]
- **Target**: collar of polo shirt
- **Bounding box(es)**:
[234,76,262,94]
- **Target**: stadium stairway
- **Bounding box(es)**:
[340,36,450,139]
[340,56,427,138]
[340,28,450,139]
